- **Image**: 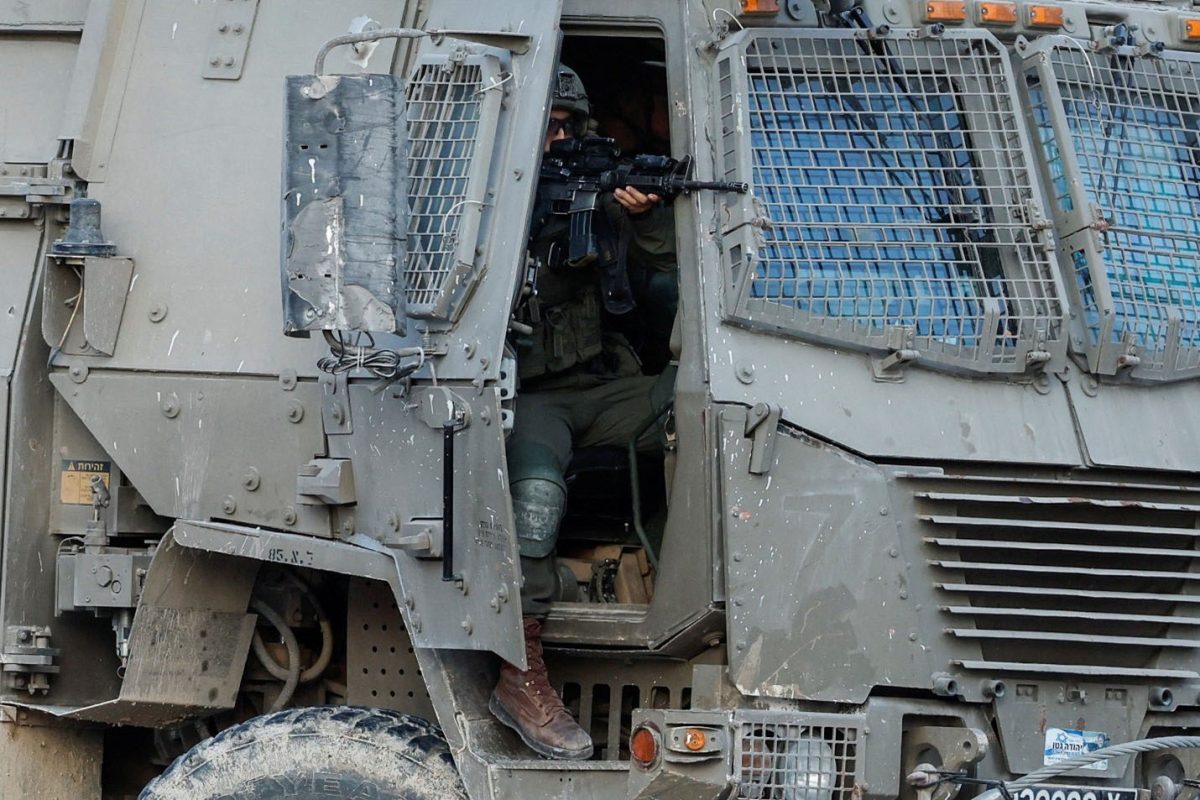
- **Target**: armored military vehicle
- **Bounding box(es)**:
[3,0,1200,797]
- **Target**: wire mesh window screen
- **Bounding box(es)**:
[719,32,1062,373]
[404,57,495,318]
[735,719,859,800]
[1027,46,1200,378]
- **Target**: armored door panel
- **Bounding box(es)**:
[393,0,564,381]
[330,386,527,667]
[325,0,563,662]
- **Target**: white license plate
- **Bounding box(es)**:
[1009,786,1139,800]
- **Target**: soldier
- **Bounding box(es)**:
[488,65,676,761]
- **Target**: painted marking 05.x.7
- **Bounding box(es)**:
[265,547,315,567]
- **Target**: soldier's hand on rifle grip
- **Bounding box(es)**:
[613,186,659,217]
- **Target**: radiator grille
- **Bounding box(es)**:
[717,30,1062,374]
[905,472,1200,678]
[551,655,693,762]
[1024,43,1200,379]
[735,717,860,800]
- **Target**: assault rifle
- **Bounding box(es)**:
[537,136,748,313]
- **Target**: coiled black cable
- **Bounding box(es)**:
[316,330,426,381]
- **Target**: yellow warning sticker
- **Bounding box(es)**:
[59,460,111,505]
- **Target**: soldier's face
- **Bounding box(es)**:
[545,110,573,152]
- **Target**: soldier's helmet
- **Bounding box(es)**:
[552,64,590,131]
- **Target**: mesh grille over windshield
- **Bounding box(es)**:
[1026,43,1200,379]
[717,31,1063,374]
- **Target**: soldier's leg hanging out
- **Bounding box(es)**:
[493,391,593,760]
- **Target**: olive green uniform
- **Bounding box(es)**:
[510,196,675,616]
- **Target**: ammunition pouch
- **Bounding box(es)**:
[517,290,604,382]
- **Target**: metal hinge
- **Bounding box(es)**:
[0,162,77,219]
[872,325,919,382]
[297,458,356,506]
[320,372,353,435]
[744,403,782,476]
[1024,331,1052,372]
[1,627,58,696]
[202,0,260,80]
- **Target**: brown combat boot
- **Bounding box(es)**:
[489,616,594,760]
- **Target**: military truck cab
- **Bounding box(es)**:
[3,0,1200,798]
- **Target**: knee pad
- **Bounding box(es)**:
[512,477,566,559]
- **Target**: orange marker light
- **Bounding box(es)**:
[979,2,1018,23]
[741,0,781,12]
[1028,4,1065,27]
[925,1,967,21]
[1184,18,1200,39]
[684,728,708,751]
[631,726,660,768]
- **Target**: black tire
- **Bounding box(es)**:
[140,706,466,800]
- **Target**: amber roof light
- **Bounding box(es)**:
[1028,4,1065,27]
[925,1,968,21]
[741,0,781,13]
[979,2,1018,24]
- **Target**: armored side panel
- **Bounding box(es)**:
[281,73,409,336]
[33,0,565,674]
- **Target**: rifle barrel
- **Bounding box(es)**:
[675,179,749,193]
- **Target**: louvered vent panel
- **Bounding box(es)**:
[903,473,1200,679]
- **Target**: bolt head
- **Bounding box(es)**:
[282,507,297,526]
[242,468,261,491]
[221,496,237,514]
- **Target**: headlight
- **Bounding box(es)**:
[740,728,837,800]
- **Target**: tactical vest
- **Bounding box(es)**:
[516,212,606,383]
